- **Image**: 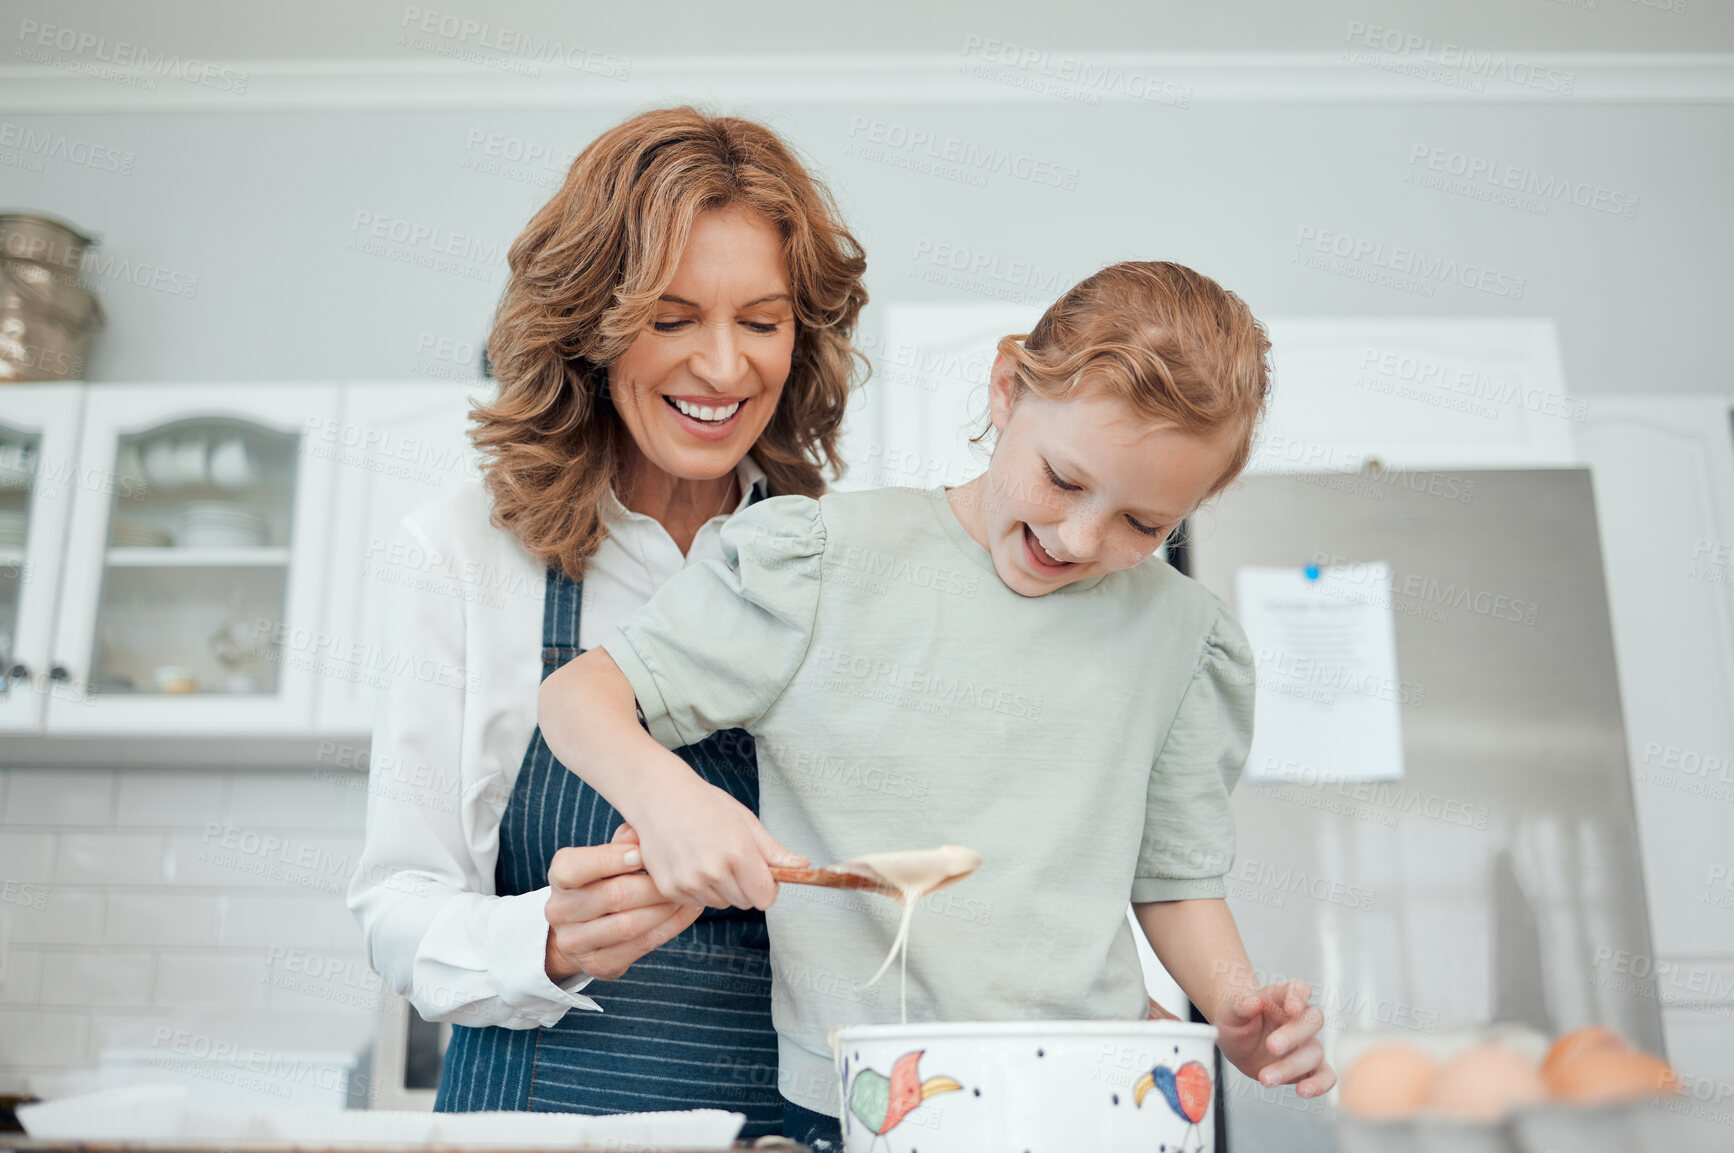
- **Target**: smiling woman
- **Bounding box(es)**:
[347,107,867,1143]
[606,205,800,551]
[477,109,867,576]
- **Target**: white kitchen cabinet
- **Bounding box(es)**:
[0,379,485,750]
[1249,319,1580,472]
[314,380,483,735]
[1575,396,1734,1076]
[842,310,1581,493]
[0,385,85,732]
[46,383,340,734]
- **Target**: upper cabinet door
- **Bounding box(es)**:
[0,385,86,733]
[844,310,1583,498]
[314,380,484,736]
[47,383,340,734]
[1249,319,1581,472]
[1577,398,1734,959]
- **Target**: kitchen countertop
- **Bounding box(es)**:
[0,1141,812,1153]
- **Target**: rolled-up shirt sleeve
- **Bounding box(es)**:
[602,495,827,749]
[1132,604,1256,902]
[347,517,600,1029]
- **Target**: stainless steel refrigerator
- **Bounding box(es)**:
[1182,468,1663,1151]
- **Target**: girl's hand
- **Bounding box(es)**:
[1214,978,1337,1099]
[632,765,807,910]
[544,824,703,982]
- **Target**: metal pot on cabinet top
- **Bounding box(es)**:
[0,211,106,383]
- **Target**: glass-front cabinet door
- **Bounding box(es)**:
[48,384,339,733]
[0,385,85,732]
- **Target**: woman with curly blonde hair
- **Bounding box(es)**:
[349,107,866,1139]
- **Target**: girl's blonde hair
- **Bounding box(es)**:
[994,261,1271,498]
[473,106,869,580]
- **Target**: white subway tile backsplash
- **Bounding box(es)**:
[56,833,168,885]
[0,947,44,1004]
[40,949,156,1007]
[105,893,217,946]
[164,831,267,888]
[0,1009,90,1067]
[9,889,104,945]
[329,773,371,828]
[100,1008,374,1058]
[116,771,230,829]
[0,832,55,881]
[90,1010,196,1055]
[164,832,358,894]
[217,894,361,951]
[264,950,385,1020]
[87,1014,198,1088]
[228,771,369,831]
[5,770,116,826]
[0,768,385,1085]
[153,951,271,1011]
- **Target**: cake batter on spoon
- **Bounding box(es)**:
[773,846,982,1020]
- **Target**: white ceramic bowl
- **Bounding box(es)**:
[142,439,181,491]
[207,437,258,489]
[172,437,209,486]
[833,1020,1219,1153]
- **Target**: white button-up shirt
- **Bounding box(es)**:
[347,456,769,1028]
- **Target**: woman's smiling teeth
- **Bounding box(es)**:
[667,396,742,424]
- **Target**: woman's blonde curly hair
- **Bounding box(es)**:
[473,106,868,580]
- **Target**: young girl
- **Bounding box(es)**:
[538,262,1336,1144]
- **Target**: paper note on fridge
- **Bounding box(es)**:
[1233,563,1407,784]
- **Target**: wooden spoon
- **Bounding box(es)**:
[770,864,901,899]
[770,846,981,902]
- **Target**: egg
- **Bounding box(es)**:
[1540,1025,1628,1092]
[1547,1046,1679,1104]
[1339,1043,1438,1119]
[1427,1043,1548,1121]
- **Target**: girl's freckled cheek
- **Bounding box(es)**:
[1114,543,1155,571]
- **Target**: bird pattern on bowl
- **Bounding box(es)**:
[846,1051,962,1151]
[1135,1056,1213,1153]
[839,1036,1216,1153]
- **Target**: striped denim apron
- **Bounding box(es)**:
[434,537,782,1135]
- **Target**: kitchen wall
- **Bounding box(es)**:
[1,98,1730,400]
[0,766,375,1096]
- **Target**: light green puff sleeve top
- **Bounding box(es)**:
[1131,611,1256,902]
[602,485,1258,1116]
[609,496,828,750]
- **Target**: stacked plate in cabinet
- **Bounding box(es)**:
[179,501,268,548]
[0,510,26,549]
[110,518,173,548]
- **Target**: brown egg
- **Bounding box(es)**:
[1340,1044,1438,1119]
[1547,1047,1680,1105]
[1541,1025,1628,1091]
[1427,1043,1548,1121]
